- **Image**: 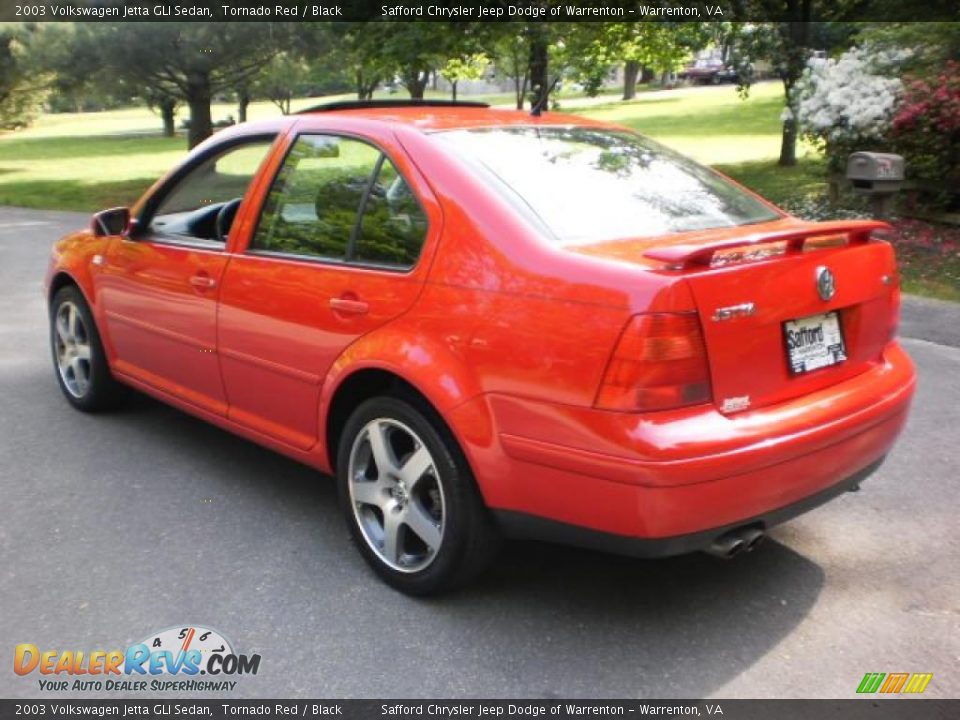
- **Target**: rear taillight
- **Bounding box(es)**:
[888,279,901,342]
[595,313,712,412]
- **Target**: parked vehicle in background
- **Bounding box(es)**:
[44,100,915,595]
[679,61,740,84]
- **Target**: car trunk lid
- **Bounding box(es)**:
[641,220,899,414]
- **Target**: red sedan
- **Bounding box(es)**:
[45,101,915,594]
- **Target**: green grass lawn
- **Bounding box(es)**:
[899,248,960,302]
[2,80,954,301]
[0,85,621,211]
[1,81,799,212]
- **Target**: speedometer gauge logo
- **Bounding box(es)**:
[137,625,234,672]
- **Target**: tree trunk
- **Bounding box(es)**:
[779,119,798,167]
[237,92,250,123]
[356,70,377,101]
[186,73,213,149]
[528,30,549,113]
[623,60,640,100]
[779,76,799,167]
[159,99,176,137]
[777,15,812,167]
[451,81,458,102]
[514,75,524,109]
[405,70,429,99]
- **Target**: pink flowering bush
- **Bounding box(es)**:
[891,62,960,201]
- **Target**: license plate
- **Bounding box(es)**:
[784,311,847,375]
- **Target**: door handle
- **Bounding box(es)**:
[189,273,217,290]
[329,296,369,315]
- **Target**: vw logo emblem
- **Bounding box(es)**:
[816,266,836,301]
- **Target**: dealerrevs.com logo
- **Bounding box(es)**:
[14,625,261,692]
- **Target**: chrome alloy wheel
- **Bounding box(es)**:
[348,418,446,573]
[54,301,92,399]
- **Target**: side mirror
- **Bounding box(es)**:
[91,207,131,237]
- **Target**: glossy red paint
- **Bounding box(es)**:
[44,106,915,550]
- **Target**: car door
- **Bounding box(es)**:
[99,136,277,415]
[217,132,436,450]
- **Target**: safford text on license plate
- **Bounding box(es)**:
[784,311,847,374]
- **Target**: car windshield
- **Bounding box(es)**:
[433,126,781,246]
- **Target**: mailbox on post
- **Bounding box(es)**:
[846,152,905,218]
[847,152,905,194]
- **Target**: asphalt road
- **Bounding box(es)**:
[1,206,957,700]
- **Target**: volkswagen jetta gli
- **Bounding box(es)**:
[45,101,915,594]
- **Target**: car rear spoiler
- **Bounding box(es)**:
[643,220,891,269]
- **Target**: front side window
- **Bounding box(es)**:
[150,138,275,243]
[433,127,781,246]
[251,134,428,269]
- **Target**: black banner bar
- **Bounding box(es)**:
[0,700,957,720]
[0,0,957,22]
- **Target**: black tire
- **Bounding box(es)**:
[336,395,500,595]
[49,285,126,412]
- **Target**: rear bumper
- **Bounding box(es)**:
[452,343,915,544]
[494,457,883,558]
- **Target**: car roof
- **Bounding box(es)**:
[295,105,611,132]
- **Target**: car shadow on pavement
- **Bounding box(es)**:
[457,538,824,697]
[94,393,825,699]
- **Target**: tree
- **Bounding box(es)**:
[526,23,551,111]
[22,24,95,113]
[31,24,171,131]
[86,23,283,148]
[0,27,48,129]
[486,22,566,112]
[142,88,181,137]
[728,4,863,166]
[859,22,960,71]
[556,25,614,97]
[322,23,395,100]
[376,23,467,100]
[253,53,312,115]
[731,20,813,166]
[491,26,531,109]
[440,53,488,101]
[561,23,709,101]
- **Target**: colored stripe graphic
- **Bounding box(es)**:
[856,672,933,694]
[903,673,933,694]
[880,673,909,693]
[857,673,886,693]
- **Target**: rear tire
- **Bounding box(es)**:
[50,285,125,412]
[336,395,500,595]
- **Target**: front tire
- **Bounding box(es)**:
[337,396,500,595]
[50,285,125,412]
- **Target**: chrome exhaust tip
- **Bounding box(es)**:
[741,527,765,553]
[706,534,745,559]
[706,526,765,559]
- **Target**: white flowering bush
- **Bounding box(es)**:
[793,47,907,171]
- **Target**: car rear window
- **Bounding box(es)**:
[433,127,781,245]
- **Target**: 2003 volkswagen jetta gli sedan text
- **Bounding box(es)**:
[45,100,916,595]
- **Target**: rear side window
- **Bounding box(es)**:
[251,134,427,269]
[354,157,429,267]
